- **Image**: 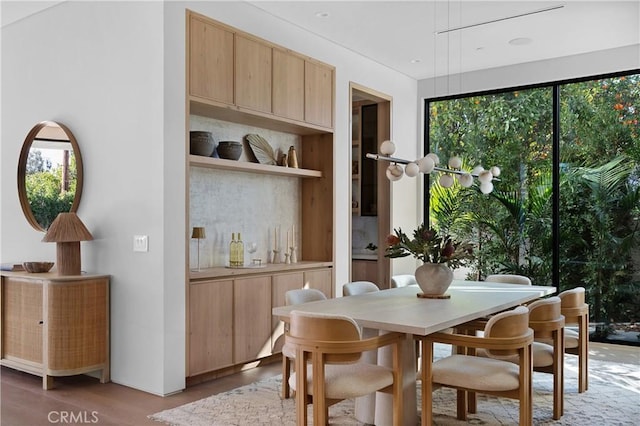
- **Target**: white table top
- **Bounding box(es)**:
[272,280,555,336]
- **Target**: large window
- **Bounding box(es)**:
[426,72,639,332]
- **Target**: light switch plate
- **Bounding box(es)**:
[133,235,149,252]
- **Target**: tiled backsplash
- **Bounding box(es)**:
[352,215,378,254]
[189,116,301,268]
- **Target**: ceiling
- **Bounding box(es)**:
[247,1,640,80]
[3,1,638,81]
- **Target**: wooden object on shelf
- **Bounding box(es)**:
[0,272,110,390]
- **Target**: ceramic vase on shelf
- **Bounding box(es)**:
[415,262,453,296]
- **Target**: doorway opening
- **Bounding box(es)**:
[349,83,392,288]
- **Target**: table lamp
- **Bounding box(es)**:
[42,212,93,275]
[191,227,206,271]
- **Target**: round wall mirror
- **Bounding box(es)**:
[17,121,84,231]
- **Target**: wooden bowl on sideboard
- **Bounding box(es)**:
[23,262,54,273]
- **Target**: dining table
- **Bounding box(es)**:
[272,279,556,426]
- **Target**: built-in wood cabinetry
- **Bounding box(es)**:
[188,263,331,376]
[187,10,334,132]
[188,15,234,104]
[185,10,335,379]
[0,272,110,389]
[235,34,272,113]
[272,48,305,121]
[352,259,379,283]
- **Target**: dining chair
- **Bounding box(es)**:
[485,274,532,286]
[342,280,380,296]
[390,274,418,288]
[281,288,328,399]
[286,310,405,426]
[538,287,589,393]
[341,280,380,423]
[473,296,565,420]
[418,305,533,425]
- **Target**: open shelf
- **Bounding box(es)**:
[189,155,323,178]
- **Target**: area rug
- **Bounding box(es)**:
[150,349,639,425]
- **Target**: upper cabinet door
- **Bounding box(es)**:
[189,17,234,104]
[273,49,305,122]
[235,35,272,113]
[305,61,334,128]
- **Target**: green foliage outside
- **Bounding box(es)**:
[428,74,640,332]
[25,150,77,230]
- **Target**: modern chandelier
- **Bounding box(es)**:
[366,140,501,194]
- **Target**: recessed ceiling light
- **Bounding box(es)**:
[410,59,422,64]
[315,11,330,18]
[509,37,532,46]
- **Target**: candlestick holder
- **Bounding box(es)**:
[290,246,297,263]
[284,252,291,264]
[271,249,280,264]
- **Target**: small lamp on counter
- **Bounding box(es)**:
[42,212,93,275]
[191,226,206,271]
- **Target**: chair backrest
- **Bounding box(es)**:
[342,281,380,296]
[558,287,588,324]
[390,274,418,288]
[288,310,362,363]
[558,287,585,309]
[527,296,563,339]
[285,288,327,306]
[484,305,531,358]
[485,274,532,286]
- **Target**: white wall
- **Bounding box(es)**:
[1,1,418,395]
[418,44,640,98]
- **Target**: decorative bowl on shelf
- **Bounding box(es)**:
[216,141,243,160]
[23,261,54,273]
[190,131,214,156]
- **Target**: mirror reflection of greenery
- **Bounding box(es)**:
[25,150,77,230]
[428,74,639,335]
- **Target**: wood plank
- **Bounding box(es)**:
[189,155,322,178]
[188,280,233,376]
[233,276,271,363]
[273,49,304,121]
[235,35,272,113]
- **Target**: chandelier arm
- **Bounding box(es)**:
[366,152,486,177]
[365,153,410,165]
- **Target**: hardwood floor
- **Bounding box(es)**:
[1,361,281,426]
[1,342,636,426]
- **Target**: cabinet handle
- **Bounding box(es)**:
[38,320,44,325]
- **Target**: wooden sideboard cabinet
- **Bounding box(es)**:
[0,272,110,389]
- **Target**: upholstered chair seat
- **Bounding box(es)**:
[418,305,533,425]
[286,310,404,426]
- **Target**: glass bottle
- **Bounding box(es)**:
[230,232,237,267]
[237,232,245,267]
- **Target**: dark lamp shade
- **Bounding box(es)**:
[191,227,206,239]
[42,212,93,242]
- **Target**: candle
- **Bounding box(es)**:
[292,224,295,247]
[286,231,290,251]
[273,227,277,250]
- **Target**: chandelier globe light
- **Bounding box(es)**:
[365,140,501,194]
